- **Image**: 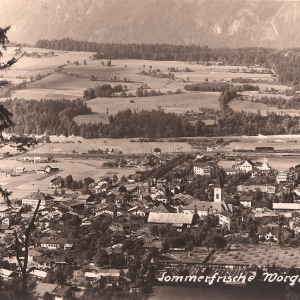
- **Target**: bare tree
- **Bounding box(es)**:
[14,199,41,300]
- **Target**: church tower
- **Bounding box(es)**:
[214,173,223,203]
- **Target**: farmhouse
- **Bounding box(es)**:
[50,176,64,188]
[22,191,54,208]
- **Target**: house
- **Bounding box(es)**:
[44,165,59,174]
[0,269,16,280]
[239,196,253,208]
[60,199,85,211]
[16,167,25,173]
[39,237,76,250]
[0,205,11,218]
[22,191,54,208]
[143,240,164,251]
[224,168,238,175]
[34,256,66,269]
[154,195,168,204]
[257,161,271,171]
[277,171,288,184]
[193,162,213,177]
[50,176,64,188]
[29,269,47,282]
[128,206,147,216]
[238,160,254,172]
[237,185,275,194]
[258,226,280,242]
[34,283,70,300]
[217,211,242,230]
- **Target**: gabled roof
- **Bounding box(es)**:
[183,200,232,213]
[23,192,53,201]
[258,226,280,235]
[241,160,254,166]
[147,212,193,225]
[30,269,47,278]
[240,196,254,202]
[218,211,234,218]
[35,283,59,298]
[151,203,176,213]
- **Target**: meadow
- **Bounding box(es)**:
[0,154,138,200]
[1,47,289,121]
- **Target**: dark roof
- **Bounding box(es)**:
[240,196,254,202]
[151,203,176,213]
[215,174,223,189]
[258,226,280,235]
[23,192,53,201]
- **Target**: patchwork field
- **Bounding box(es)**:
[1,47,288,118]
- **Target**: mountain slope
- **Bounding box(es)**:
[0,0,299,48]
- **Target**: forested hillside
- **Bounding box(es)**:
[3,98,91,136]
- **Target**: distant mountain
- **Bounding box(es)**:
[1,0,300,48]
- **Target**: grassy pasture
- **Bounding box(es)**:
[229,98,300,116]
[74,91,220,124]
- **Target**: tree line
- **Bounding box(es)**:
[5,98,300,138]
[253,95,300,110]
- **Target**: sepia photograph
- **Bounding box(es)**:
[1,0,300,299]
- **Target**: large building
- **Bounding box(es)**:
[182,200,233,218]
[147,212,193,229]
[193,162,213,177]
[22,191,54,208]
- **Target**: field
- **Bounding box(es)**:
[0,47,290,119]
[0,154,139,201]
[211,244,300,268]
[74,91,220,124]
[230,98,300,116]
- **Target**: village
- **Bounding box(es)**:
[0,144,300,299]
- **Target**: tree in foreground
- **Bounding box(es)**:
[0,26,23,142]
[0,25,30,300]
